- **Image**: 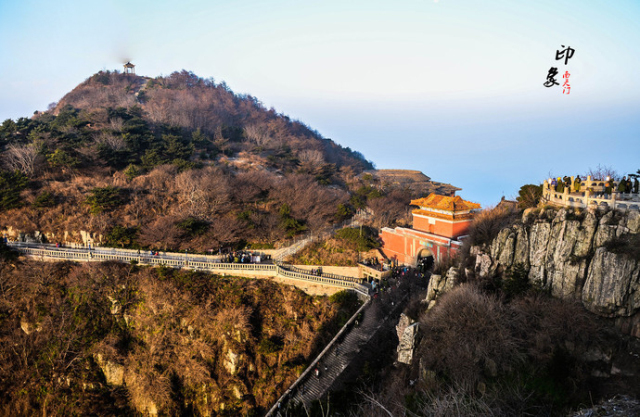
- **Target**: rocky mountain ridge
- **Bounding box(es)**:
[472,207,640,337]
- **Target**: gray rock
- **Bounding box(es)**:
[470,206,640,336]
[397,322,419,365]
[396,313,414,342]
[582,249,640,317]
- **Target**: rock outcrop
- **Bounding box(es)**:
[473,208,640,337]
[396,314,419,365]
[423,267,458,310]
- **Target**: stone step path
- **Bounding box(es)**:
[290,302,382,406]
[273,279,413,415]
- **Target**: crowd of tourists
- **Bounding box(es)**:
[547,175,639,197]
[223,251,269,263]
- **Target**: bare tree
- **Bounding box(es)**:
[137,216,181,250]
[244,124,272,146]
[585,164,618,181]
[109,118,124,133]
[4,144,41,175]
[298,149,325,173]
[94,132,125,150]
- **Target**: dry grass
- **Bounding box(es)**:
[466,206,521,247]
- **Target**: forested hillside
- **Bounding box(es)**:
[0,70,424,251]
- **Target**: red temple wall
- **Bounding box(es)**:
[412,216,472,239]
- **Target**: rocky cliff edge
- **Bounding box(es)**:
[472,207,640,337]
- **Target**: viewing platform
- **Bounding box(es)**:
[542,176,640,211]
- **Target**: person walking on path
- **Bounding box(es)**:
[634,177,639,194]
[626,177,633,195]
[557,178,564,193]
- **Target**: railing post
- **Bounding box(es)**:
[612,191,617,210]
[585,188,590,208]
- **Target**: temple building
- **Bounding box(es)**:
[380,193,481,266]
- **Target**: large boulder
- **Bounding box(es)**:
[93,353,125,386]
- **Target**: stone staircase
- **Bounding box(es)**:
[267,273,416,416]
[289,301,380,407]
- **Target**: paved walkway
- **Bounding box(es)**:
[6,242,370,294]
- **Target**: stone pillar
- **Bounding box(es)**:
[612,191,617,210]
[563,186,569,204]
[585,188,590,208]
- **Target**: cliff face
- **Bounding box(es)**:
[473,208,640,337]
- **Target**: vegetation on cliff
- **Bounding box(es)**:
[356,282,640,416]
[287,226,381,266]
[0,256,360,415]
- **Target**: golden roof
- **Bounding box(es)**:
[411,193,481,212]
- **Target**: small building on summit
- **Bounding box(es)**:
[380,193,481,266]
[123,61,136,75]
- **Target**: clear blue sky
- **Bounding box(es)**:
[1,0,639,206]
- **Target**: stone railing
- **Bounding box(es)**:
[542,188,640,211]
[542,176,640,211]
[8,243,369,293]
[277,263,366,285]
[275,263,368,294]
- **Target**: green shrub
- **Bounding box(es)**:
[603,233,640,260]
[279,203,306,237]
[47,149,79,168]
[245,242,275,250]
[123,164,141,180]
[0,170,29,210]
[334,226,380,251]
[503,263,530,298]
[257,336,284,356]
[329,290,358,307]
[105,225,139,248]
[33,191,56,208]
[335,203,354,222]
[85,186,126,214]
[176,217,209,237]
[516,184,542,209]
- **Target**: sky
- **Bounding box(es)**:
[1,0,639,207]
